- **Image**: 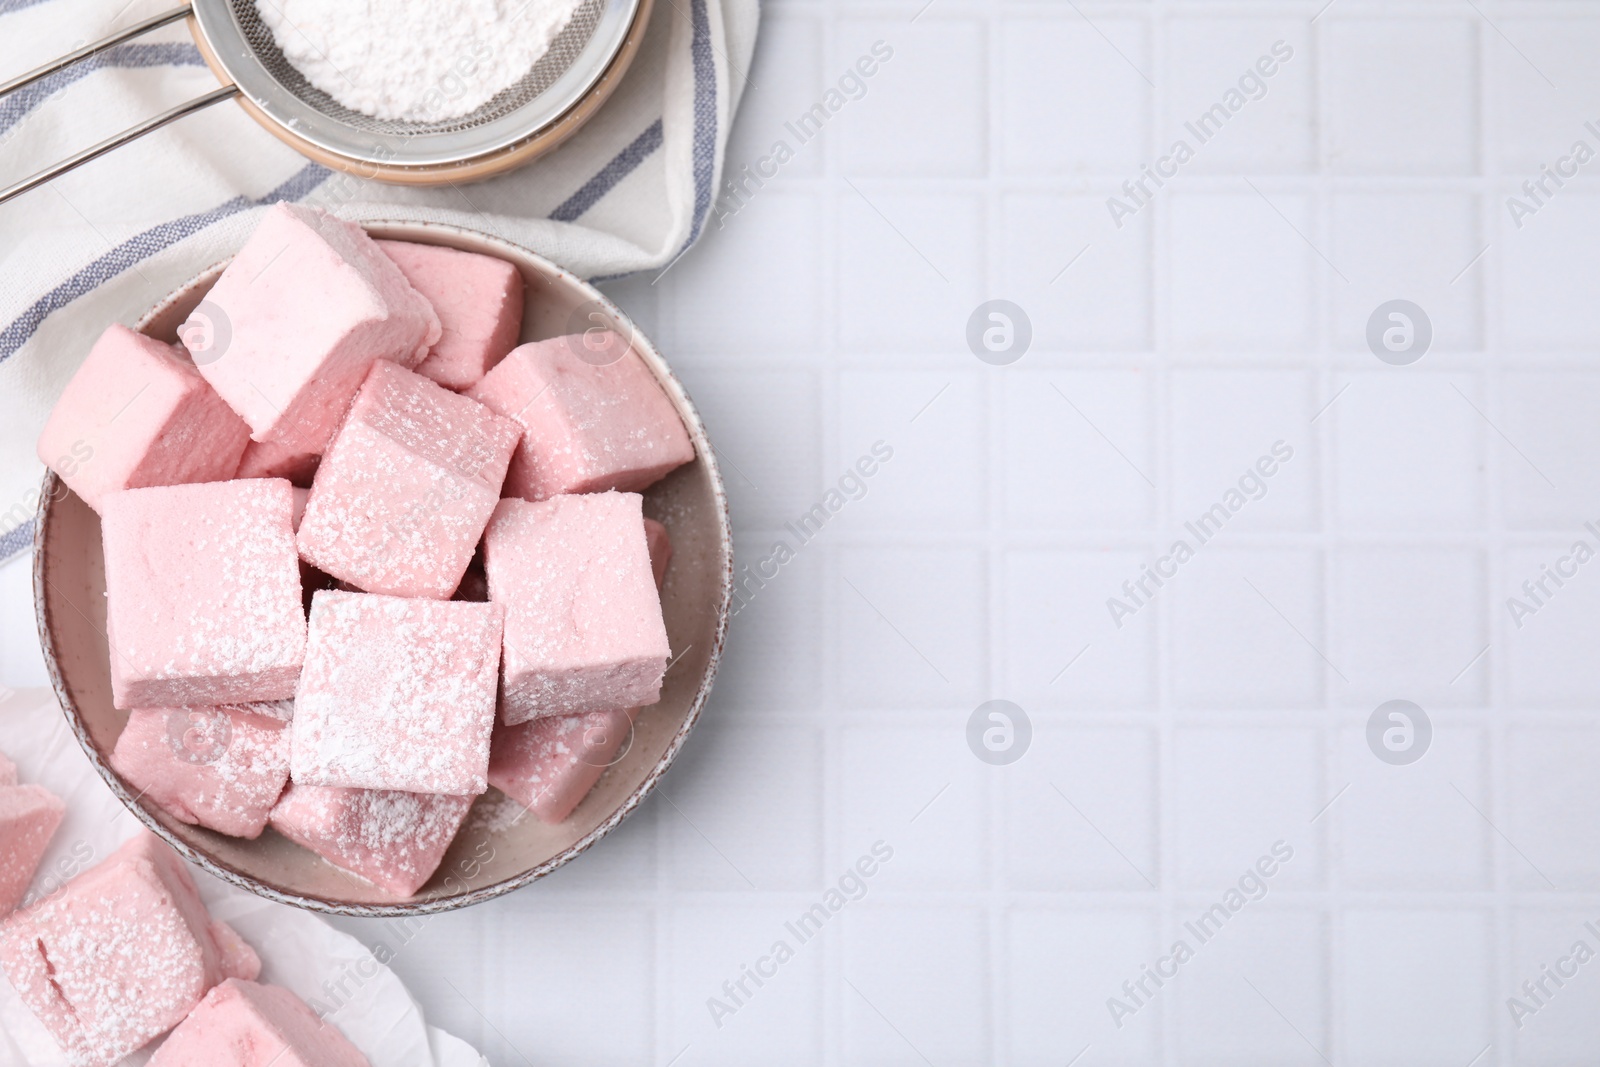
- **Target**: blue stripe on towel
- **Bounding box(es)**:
[0,0,55,16]
[549,118,663,223]
[0,515,34,563]
[683,0,718,246]
[1,43,206,139]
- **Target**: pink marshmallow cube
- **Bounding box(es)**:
[485,515,666,821]
[466,331,694,502]
[643,516,673,589]
[149,978,370,1067]
[36,324,251,513]
[234,438,320,486]
[0,748,16,786]
[0,784,65,915]
[484,492,669,724]
[377,239,524,392]
[488,708,638,824]
[291,591,502,795]
[269,783,473,898]
[296,361,520,599]
[0,833,260,1067]
[102,479,306,709]
[182,203,440,454]
[110,706,291,839]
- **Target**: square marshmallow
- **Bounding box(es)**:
[182,203,440,454]
[297,361,520,599]
[111,706,291,839]
[486,519,666,821]
[0,784,65,915]
[292,591,502,795]
[37,324,251,513]
[102,479,306,709]
[488,708,638,824]
[377,239,524,391]
[269,783,474,898]
[0,833,260,1067]
[484,492,669,723]
[149,978,369,1067]
[467,331,695,501]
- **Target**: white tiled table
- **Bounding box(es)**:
[12,1,1600,1063]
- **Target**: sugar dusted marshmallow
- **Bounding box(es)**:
[484,492,669,723]
[466,331,694,501]
[36,324,251,512]
[0,784,65,915]
[270,783,473,898]
[488,708,637,824]
[292,592,502,795]
[184,203,440,454]
[111,706,291,839]
[0,833,259,1067]
[377,239,524,391]
[149,978,370,1067]
[102,479,306,709]
[485,514,666,820]
[296,361,520,599]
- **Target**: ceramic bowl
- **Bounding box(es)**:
[33,219,731,916]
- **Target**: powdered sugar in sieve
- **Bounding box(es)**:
[256,0,589,123]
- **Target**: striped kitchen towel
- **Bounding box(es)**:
[0,0,757,561]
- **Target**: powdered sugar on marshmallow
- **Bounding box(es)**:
[296,361,519,599]
[484,491,669,723]
[292,591,502,795]
[101,479,307,709]
[148,978,371,1067]
[269,784,474,898]
[0,784,65,915]
[488,707,637,824]
[111,706,291,839]
[0,834,258,1067]
[467,331,695,502]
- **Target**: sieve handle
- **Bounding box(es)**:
[0,6,194,98]
[0,84,240,206]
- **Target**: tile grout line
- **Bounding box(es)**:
[981,0,1007,1063]
[1479,7,1509,1064]
[1309,8,1347,1060]
[821,2,843,1062]
[1148,4,1178,1065]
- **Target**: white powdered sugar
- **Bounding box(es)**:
[256,0,587,123]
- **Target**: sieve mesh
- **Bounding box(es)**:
[228,0,607,136]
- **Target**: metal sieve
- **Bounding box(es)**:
[0,0,648,205]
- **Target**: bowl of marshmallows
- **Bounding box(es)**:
[30,202,732,917]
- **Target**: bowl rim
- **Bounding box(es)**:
[34,219,733,917]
